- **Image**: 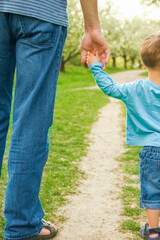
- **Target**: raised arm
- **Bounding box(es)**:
[87,52,129,101]
[80,0,110,70]
[89,62,129,101]
[80,0,100,31]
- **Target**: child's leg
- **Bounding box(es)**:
[147,209,160,238]
[140,146,160,239]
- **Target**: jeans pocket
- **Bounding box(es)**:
[145,157,160,176]
[19,15,57,48]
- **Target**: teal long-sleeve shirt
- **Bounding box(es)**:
[89,62,160,147]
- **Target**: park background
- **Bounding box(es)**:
[0,0,160,239]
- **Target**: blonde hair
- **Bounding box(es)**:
[141,31,160,69]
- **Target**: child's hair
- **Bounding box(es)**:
[141,31,160,69]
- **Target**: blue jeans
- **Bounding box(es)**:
[140,146,160,209]
[0,13,67,240]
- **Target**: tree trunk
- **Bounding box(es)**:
[131,59,135,68]
[138,60,142,69]
[112,56,116,67]
[123,55,127,69]
[84,62,88,68]
[60,57,65,72]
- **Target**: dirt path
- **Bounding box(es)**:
[55,70,145,240]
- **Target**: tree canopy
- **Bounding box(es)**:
[141,0,160,5]
[61,0,83,72]
[61,0,160,71]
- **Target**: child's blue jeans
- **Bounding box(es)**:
[0,13,67,240]
[140,146,160,209]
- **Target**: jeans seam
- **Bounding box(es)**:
[26,39,54,48]
[55,27,67,77]
[19,16,26,36]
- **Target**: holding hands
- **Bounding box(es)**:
[81,31,109,70]
[80,0,110,71]
[86,51,101,68]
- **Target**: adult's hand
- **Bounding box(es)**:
[81,29,110,70]
[80,0,110,70]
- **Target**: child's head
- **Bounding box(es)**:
[141,31,160,70]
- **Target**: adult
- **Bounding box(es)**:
[0,0,109,239]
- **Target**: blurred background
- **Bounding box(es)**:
[61,0,160,72]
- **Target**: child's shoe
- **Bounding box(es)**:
[140,223,160,239]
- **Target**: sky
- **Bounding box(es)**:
[98,0,160,20]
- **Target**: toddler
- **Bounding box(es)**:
[87,31,160,240]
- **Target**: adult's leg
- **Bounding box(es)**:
[4,14,67,240]
[0,13,16,175]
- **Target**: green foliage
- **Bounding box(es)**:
[99,4,160,69]
[62,0,160,70]
[141,0,160,6]
[61,1,83,71]
[99,5,121,61]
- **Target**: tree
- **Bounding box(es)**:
[100,1,160,69]
[62,0,160,71]
[119,18,144,68]
[141,0,160,5]
[61,1,83,72]
[118,18,160,68]
[99,5,121,67]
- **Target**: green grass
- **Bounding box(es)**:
[124,207,141,217]
[58,65,127,90]
[0,65,123,238]
[121,219,140,231]
[40,89,109,221]
[119,102,146,239]
[140,71,148,77]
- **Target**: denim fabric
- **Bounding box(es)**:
[140,146,160,209]
[0,13,67,239]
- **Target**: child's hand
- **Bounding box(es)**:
[86,51,101,67]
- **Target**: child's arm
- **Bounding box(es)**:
[87,52,129,101]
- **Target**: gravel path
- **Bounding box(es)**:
[55,70,145,240]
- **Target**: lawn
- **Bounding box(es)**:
[140,71,148,77]
[0,64,124,238]
[119,102,145,240]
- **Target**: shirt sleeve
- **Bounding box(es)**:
[89,62,129,102]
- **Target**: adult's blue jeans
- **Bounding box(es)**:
[0,13,67,240]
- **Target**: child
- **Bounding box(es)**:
[87,31,160,240]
